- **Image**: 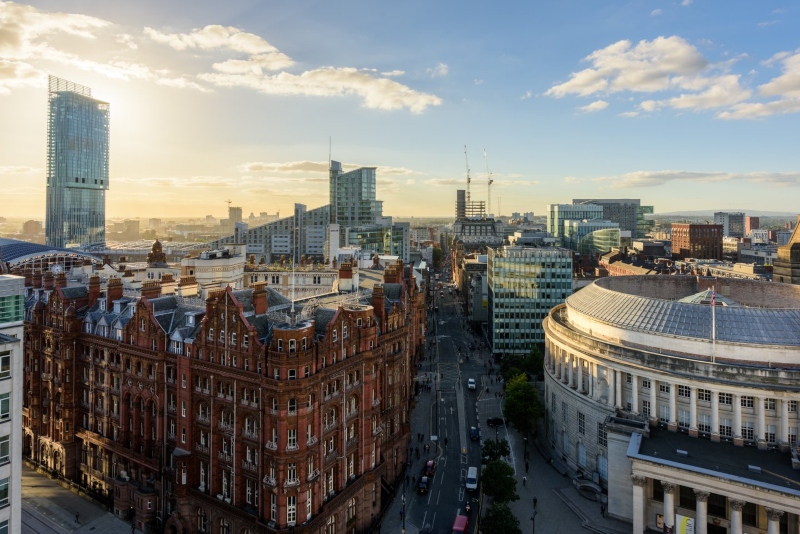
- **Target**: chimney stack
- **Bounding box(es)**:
[32,270,42,289]
[372,284,385,328]
[55,271,67,288]
[88,275,101,306]
[252,282,268,315]
[43,271,54,290]
[141,280,162,300]
[107,277,124,308]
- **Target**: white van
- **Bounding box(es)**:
[466,466,478,491]
[467,378,476,390]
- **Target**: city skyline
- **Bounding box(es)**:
[1,1,800,220]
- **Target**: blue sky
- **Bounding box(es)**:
[1,0,799,219]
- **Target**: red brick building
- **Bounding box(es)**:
[22,259,425,533]
[670,223,723,260]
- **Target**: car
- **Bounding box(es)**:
[486,417,505,427]
[417,476,430,494]
[423,460,436,477]
[470,426,479,441]
[467,378,476,390]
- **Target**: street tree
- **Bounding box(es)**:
[432,247,443,268]
[500,346,544,382]
[480,502,522,534]
[482,460,519,503]
[503,373,542,436]
[481,438,510,464]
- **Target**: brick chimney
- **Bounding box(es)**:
[32,269,42,289]
[43,271,54,290]
[252,282,268,315]
[107,277,123,308]
[141,280,162,300]
[372,283,385,327]
[24,268,32,287]
[88,275,101,306]
[55,271,67,288]
[205,289,224,316]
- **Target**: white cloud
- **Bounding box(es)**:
[618,111,639,118]
[521,90,532,100]
[717,51,800,119]
[474,79,484,85]
[681,0,693,6]
[426,63,449,77]
[239,160,417,176]
[564,177,583,184]
[0,164,42,174]
[381,70,404,77]
[116,33,138,50]
[591,170,800,188]
[651,9,663,16]
[758,21,780,28]
[578,100,608,112]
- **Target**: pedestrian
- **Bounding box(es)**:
[533,497,538,508]
[522,476,527,487]
[75,512,80,523]
[131,525,136,534]
[601,504,605,517]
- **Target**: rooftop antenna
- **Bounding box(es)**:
[484,148,493,217]
[463,145,471,204]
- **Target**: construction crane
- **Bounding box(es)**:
[484,149,493,217]
[464,145,471,204]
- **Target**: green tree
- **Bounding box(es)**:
[480,502,523,534]
[500,346,544,382]
[432,247,443,268]
[503,373,543,436]
[482,460,519,503]
[481,438,510,464]
[529,345,544,380]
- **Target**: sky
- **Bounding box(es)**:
[2,0,800,221]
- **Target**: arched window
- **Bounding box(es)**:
[347,497,356,522]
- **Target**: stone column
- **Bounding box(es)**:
[780,398,790,451]
[650,380,658,426]
[568,353,574,388]
[577,358,583,394]
[607,368,615,407]
[766,507,784,534]
[668,382,677,431]
[711,390,720,442]
[588,362,594,398]
[631,375,639,415]
[632,475,647,534]
[733,393,742,445]
[560,352,566,382]
[615,370,622,410]
[757,396,767,450]
[689,386,698,437]
[694,490,709,534]
[730,500,746,534]
[662,481,675,530]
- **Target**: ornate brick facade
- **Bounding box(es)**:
[22,259,425,533]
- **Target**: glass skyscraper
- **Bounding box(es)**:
[329,160,383,227]
[46,76,110,248]
[488,246,573,354]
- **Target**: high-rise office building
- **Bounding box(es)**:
[45,76,110,248]
[562,219,620,255]
[546,203,604,244]
[745,216,760,236]
[714,212,745,238]
[671,223,723,260]
[487,245,573,354]
[0,275,23,534]
[572,199,654,238]
[329,161,383,227]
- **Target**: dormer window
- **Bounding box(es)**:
[140,318,146,331]
[187,315,194,326]
[100,300,106,311]
[343,326,348,339]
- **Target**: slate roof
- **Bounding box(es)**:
[567,278,800,346]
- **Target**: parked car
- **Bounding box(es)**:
[417,476,430,494]
[470,426,479,441]
[423,460,436,477]
[467,378,476,390]
[486,417,505,427]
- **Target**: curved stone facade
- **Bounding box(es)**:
[543,275,800,533]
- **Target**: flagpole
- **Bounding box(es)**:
[711,286,716,363]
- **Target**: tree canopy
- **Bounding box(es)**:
[481,460,519,503]
[499,346,544,383]
[503,373,543,436]
[480,502,523,534]
[481,438,510,464]
[432,247,443,268]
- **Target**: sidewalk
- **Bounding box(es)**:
[22,464,142,534]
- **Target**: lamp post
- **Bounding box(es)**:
[531,510,538,534]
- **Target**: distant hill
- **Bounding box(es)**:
[654,210,798,218]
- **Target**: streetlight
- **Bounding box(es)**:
[531,497,538,534]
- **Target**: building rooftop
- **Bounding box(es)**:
[567,276,800,346]
[630,427,800,495]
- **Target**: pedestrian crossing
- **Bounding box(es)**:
[437,362,460,391]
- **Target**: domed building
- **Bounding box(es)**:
[543,275,800,534]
